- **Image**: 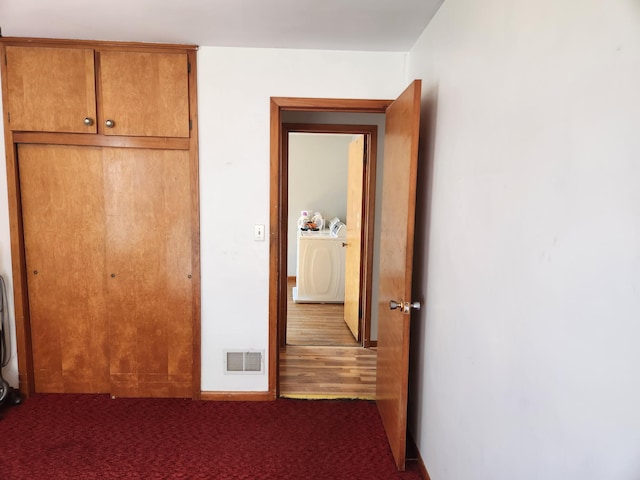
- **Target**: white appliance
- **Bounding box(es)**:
[293,229,346,303]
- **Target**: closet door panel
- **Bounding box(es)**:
[99,51,190,138]
[6,47,97,133]
[104,148,192,397]
[18,144,109,393]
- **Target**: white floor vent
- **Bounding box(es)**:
[224,350,264,374]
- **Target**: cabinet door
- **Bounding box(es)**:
[104,147,193,397]
[99,51,190,138]
[18,144,109,393]
[6,47,97,133]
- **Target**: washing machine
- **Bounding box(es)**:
[293,229,346,303]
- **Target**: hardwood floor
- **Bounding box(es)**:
[280,345,376,399]
[286,278,358,346]
[281,278,376,400]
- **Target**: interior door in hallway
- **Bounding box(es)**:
[104,148,193,398]
[19,144,109,393]
[376,80,422,471]
[343,135,364,340]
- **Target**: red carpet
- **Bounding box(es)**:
[0,394,422,479]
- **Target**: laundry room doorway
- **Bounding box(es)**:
[282,123,379,348]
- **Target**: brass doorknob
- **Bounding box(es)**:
[83,117,94,126]
[105,119,115,128]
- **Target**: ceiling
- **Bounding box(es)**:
[0,0,443,52]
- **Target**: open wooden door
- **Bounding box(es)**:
[376,80,422,470]
[343,135,365,340]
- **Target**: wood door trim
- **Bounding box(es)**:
[187,49,202,400]
[0,37,197,54]
[12,132,190,150]
[200,391,276,401]
[271,97,391,113]
[269,97,392,397]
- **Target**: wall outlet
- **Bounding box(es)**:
[254,224,265,241]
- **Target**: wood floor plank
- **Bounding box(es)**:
[286,278,358,346]
[281,279,376,400]
[280,346,376,400]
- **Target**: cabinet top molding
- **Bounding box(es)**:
[0,36,198,52]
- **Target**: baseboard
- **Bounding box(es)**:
[407,433,431,480]
[200,391,276,401]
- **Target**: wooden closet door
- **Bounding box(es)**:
[18,144,109,393]
[103,148,193,398]
[99,51,190,138]
[5,47,97,133]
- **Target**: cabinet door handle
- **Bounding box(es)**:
[105,119,115,128]
[83,117,94,126]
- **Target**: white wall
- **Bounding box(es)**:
[0,46,405,391]
[407,1,640,479]
[0,47,406,391]
[197,47,406,391]
[287,133,352,277]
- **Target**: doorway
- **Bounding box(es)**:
[283,125,377,348]
[268,98,393,397]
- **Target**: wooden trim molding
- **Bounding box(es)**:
[268,98,282,397]
[0,36,197,53]
[200,391,276,402]
[187,48,202,401]
[271,97,391,113]
[12,132,190,150]
[407,433,431,480]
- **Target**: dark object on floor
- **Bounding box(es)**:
[0,385,23,414]
[0,394,423,479]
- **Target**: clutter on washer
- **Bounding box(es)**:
[297,210,311,230]
[329,217,346,238]
[311,212,324,230]
[298,210,326,232]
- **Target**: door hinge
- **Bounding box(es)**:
[4,54,7,66]
[189,119,192,130]
[7,112,10,123]
[188,62,191,74]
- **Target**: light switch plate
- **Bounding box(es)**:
[254,224,265,241]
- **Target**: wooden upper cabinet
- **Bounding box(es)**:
[5,46,98,134]
[99,51,190,137]
[3,43,191,138]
